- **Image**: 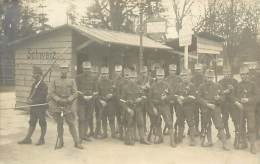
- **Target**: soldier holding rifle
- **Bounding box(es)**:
[49,62,83,149]
[197,70,229,150]
[18,66,48,145]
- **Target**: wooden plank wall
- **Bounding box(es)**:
[15,30,73,106]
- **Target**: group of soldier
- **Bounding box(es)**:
[17,60,260,154]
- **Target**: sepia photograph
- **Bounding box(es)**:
[0,0,259,164]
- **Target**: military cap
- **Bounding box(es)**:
[129,70,137,78]
[124,68,131,77]
[33,66,43,75]
[205,69,215,77]
[248,63,256,70]
[82,61,91,69]
[101,67,109,74]
[223,66,231,75]
[115,65,123,72]
[141,66,148,73]
[169,64,177,71]
[194,63,203,70]
[240,65,249,74]
[156,68,165,76]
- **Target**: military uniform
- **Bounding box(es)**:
[149,68,175,147]
[18,66,48,145]
[49,63,83,149]
[97,67,117,138]
[254,65,260,139]
[198,70,229,150]
[191,64,205,135]
[235,65,257,154]
[75,61,97,141]
[120,69,148,145]
[174,71,197,146]
[219,68,238,139]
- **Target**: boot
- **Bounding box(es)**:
[189,127,196,146]
[177,127,185,143]
[36,124,47,146]
[36,138,45,146]
[139,127,150,145]
[169,129,176,148]
[75,142,84,149]
[56,137,64,149]
[18,126,35,144]
[219,130,230,151]
[250,143,257,154]
[249,133,257,154]
[233,132,239,149]
[203,127,213,147]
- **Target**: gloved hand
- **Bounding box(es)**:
[235,101,243,110]
[84,96,92,101]
[206,103,216,110]
[214,95,220,100]
[136,97,143,103]
[105,93,113,100]
[188,95,195,99]
[241,98,249,103]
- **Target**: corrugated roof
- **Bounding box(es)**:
[9,24,172,50]
[70,25,171,50]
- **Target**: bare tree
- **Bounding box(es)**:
[170,0,194,34]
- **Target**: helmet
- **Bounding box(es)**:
[101,67,109,74]
[115,65,123,72]
[194,63,203,71]
[156,68,165,77]
[169,64,177,71]
[240,65,249,74]
[82,61,92,69]
[205,69,215,78]
[59,62,69,68]
[223,66,231,75]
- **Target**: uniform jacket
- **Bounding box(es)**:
[198,80,223,106]
[236,80,257,106]
[29,81,48,109]
[49,77,78,113]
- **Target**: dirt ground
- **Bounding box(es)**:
[0,90,259,164]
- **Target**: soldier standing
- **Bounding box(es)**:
[150,68,175,147]
[254,63,260,140]
[75,61,97,142]
[18,66,48,145]
[120,68,149,145]
[97,66,116,138]
[235,65,257,154]
[191,64,205,136]
[49,63,83,149]
[197,70,229,150]
[174,69,197,146]
[219,67,238,139]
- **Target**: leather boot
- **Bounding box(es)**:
[18,126,35,144]
[249,133,257,154]
[56,136,64,149]
[139,127,150,145]
[36,124,47,145]
[189,127,196,146]
[233,132,239,149]
[219,130,230,151]
[177,127,185,143]
[169,129,176,147]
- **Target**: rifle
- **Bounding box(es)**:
[55,110,64,150]
[29,46,70,100]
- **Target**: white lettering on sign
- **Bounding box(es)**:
[27,48,56,60]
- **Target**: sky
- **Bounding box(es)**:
[39,0,257,38]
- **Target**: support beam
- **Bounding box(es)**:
[76,40,94,52]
